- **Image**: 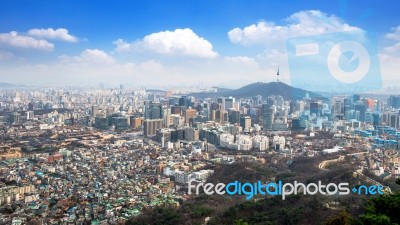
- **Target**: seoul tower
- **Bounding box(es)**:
[277,66,280,83]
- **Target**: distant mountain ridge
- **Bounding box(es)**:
[226,82,323,100]
[0,82,20,88]
[190,82,324,100]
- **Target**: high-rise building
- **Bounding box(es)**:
[145,102,162,119]
[162,106,171,127]
[95,117,108,129]
[214,109,227,124]
[222,111,228,124]
[130,116,143,129]
[291,118,303,130]
[228,109,240,124]
[224,97,235,110]
[365,99,375,111]
[168,97,179,106]
[289,101,296,114]
[344,98,353,115]
[184,108,197,123]
[28,102,35,111]
[179,96,187,107]
[389,114,399,129]
[184,127,199,141]
[333,99,344,115]
[9,112,20,124]
[252,95,262,106]
[25,111,34,120]
[44,103,53,110]
[156,129,172,143]
[263,108,274,130]
[354,102,367,122]
[114,117,130,130]
[389,95,400,109]
[91,106,99,117]
[353,94,361,102]
[240,116,251,130]
[171,129,185,141]
[210,102,221,111]
[171,106,182,115]
[310,102,322,116]
[372,113,381,127]
[169,114,185,128]
[143,119,163,136]
[217,97,225,111]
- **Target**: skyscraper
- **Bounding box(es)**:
[184,108,197,123]
[143,119,163,136]
[9,112,20,124]
[217,97,225,111]
[263,108,274,130]
[354,102,366,122]
[224,97,234,110]
[145,102,162,119]
[240,116,251,130]
[91,106,99,117]
[228,109,240,124]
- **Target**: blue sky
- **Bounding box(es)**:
[0,0,399,89]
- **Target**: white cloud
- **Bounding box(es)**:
[224,56,257,66]
[384,42,400,53]
[228,10,362,46]
[379,26,400,84]
[80,49,115,64]
[379,53,400,85]
[59,49,115,64]
[113,28,218,58]
[383,25,400,54]
[139,60,166,73]
[0,31,54,51]
[0,51,13,60]
[28,28,78,42]
[386,26,400,41]
[113,39,131,52]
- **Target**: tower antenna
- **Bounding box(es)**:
[277,66,280,83]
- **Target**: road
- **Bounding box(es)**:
[318,151,392,193]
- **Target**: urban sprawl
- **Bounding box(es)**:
[1,86,400,224]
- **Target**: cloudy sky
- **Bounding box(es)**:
[0,0,399,89]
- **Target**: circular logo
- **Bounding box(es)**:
[327,40,370,83]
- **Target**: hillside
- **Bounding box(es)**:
[226,82,324,100]
[126,158,378,225]
[189,82,324,100]
[0,82,20,88]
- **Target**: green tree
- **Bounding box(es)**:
[323,210,352,225]
[235,219,249,225]
[355,214,391,225]
[353,193,400,225]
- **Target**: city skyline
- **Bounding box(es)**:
[0,0,399,89]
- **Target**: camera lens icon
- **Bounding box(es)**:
[287,31,382,93]
[327,41,371,84]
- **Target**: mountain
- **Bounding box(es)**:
[226,82,324,100]
[0,82,19,88]
[212,87,233,93]
[188,87,233,99]
[146,89,166,93]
